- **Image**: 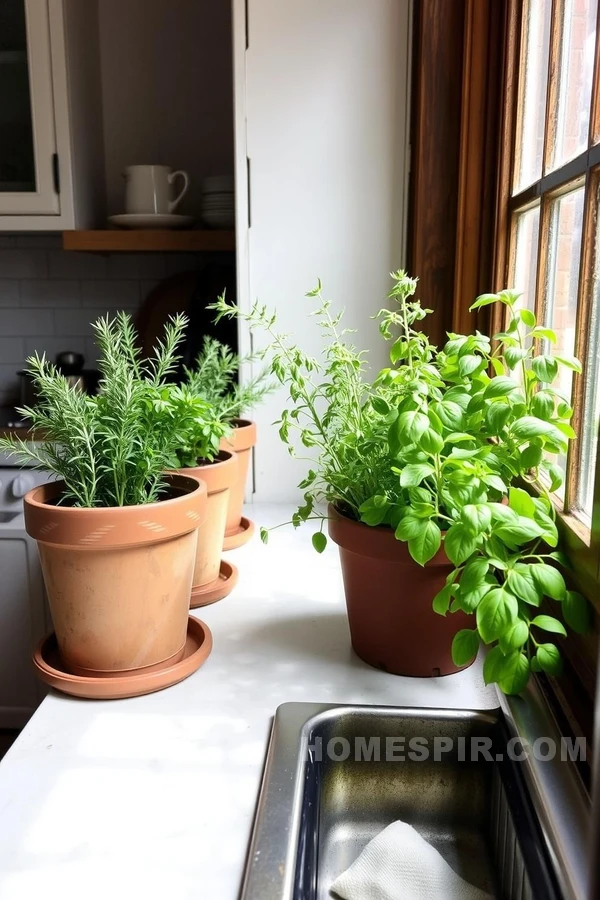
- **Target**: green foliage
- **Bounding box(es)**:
[182,333,274,423]
[212,275,592,695]
[0,313,223,506]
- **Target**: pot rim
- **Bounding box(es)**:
[24,473,207,547]
[327,502,450,566]
[171,449,237,495]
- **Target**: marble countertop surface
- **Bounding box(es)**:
[0,504,496,900]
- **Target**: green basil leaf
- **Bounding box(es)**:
[396,410,430,444]
[519,308,536,327]
[371,396,391,415]
[554,355,582,373]
[433,583,453,615]
[563,591,592,634]
[499,619,530,651]
[400,463,435,488]
[454,582,495,612]
[530,391,554,420]
[444,523,480,565]
[483,645,507,685]
[476,588,518,643]
[395,515,424,541]
[408,519,442,566]
[458,354,483,376]
[451,629,480,666]
[530,563,566,601]
[462,504,492,534]
[530,326,557,343]
[460,557,490,592]
[485,402,511,434]
[520,443,544,470]
[511,416,567,446]
[312,532,327,553]
[497,651,530,694]
[507,564,542,606]
[495,516,544,546]
[484,376,521,399]
[488,502,519,525]
[536,643,562,676]
[419,428,444,455]
[532,355,558,383]
[430,400,463,430]
[470,292,501,310]
[504,347,527,369]
[508,486,535,517]
[531,615,567,636]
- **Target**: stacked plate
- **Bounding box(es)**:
[202,175,235,229]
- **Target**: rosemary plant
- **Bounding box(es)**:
[182,334,273,423]
[0,312,222,507]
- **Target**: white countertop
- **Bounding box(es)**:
[0,505,496,900]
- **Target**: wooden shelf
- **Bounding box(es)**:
[62,229,235,253]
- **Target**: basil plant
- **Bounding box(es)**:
[212,275,592,695]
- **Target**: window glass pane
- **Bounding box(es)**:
[540,188,585,500]
[577,194,600,523]
[515,0,552,192]
[511,206,540,316]
[0,0,35,192]
[548,0,597,172]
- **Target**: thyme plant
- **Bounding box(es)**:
[213,272,592,694]
[0,312,223,507]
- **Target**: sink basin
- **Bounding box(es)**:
[242,698,589,900]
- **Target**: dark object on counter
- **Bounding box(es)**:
[55,351,85,375]
[16,371,39,408]
[135,263,237,373]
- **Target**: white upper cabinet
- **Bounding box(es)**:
[0,0,104,230]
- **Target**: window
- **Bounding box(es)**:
[496,0,600,589]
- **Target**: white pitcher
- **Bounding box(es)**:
[124,165,190,215]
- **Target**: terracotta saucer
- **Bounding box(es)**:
[190,560,239,608]
[33,616,213,701]
[223,516,255,551]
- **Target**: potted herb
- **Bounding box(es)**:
[213,274,591,691]
[167,373,236,606]
[0,312,208,681]
[183,333,273,549]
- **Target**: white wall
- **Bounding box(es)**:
[234,0,412,502]
[98,0,234,217]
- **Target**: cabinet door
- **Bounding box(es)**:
[0,0,59,215]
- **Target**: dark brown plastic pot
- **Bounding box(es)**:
[328,504,474,677]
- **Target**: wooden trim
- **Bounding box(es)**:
[491,0,521,343]
[542,0,563,176]
[590,0,600,146]
[453,0,503,335]
[62,230,236,253]
[407,0,466,347]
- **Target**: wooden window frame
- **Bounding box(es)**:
[493,0,600,603]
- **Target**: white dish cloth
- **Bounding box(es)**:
[330,820,493,900]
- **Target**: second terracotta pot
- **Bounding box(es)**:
[220,418,257,549]
[328,504,473,677]
[172,450,238,603]
[24,474,207,678]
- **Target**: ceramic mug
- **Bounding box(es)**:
[124,165,190,215]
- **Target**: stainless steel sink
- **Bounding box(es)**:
[242,693,590,900]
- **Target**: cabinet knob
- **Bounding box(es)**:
[11,474,34,499]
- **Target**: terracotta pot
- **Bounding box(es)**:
[24,474,206,678]
[172,450,237,598]
[328,504,473,677]
[220,418,257,546]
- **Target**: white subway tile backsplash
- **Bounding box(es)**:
[0,364,19,394]
[48,250,107,280]
[24,335,87,361]
[0,244,208,402]
[0,308,54,336]
[0,281,20,307]
[0,337,25,364]
[81,280,140,308]
[21,280,81,308]
[106,253,167,280]
[0,249,48,279]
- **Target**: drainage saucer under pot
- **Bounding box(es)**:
[33,616,212,700]
[223,516,255,551]
[191,560,239,608]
